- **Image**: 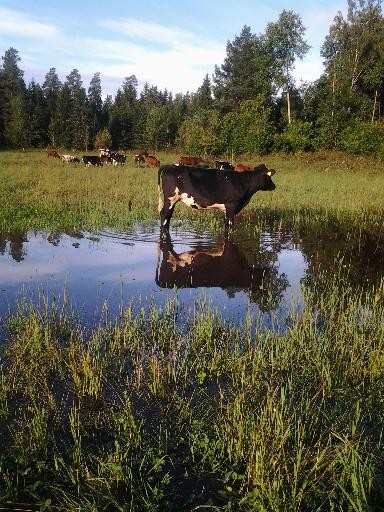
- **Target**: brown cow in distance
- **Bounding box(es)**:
[234,163,254,172]
[47,149,61,158]
[178,155,203,166]
[134,150,148,165]
[145,155,160,167]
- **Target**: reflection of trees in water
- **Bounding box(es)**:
[0,229,85,261]
[156,231,289,311]
[47,230,84,247]
[0,231,28,262]
[297,223,384,291]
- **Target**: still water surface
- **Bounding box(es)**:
[0,222,382,328]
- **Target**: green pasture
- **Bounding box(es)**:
[0,149,383,232]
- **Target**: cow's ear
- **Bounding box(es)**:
[267,169,276,176]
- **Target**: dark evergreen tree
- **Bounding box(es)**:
[49,84,72,148]
[212,25,257,109]
[166,92,190,147]
[101,94,113,132]
[110,75,139,148]
[26,80,49,147]
[43,68,62,118]
[88,72,103,146]
[190,74,213,112]
[0,47,26,146]
[64,69,90,149]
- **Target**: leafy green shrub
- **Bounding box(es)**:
[95,128,112,149]
[274,121,314,153]
[339,121,384,155]
[177,109,224,155]
[222,98,275,155]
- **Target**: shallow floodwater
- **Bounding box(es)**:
[0,222,383,329]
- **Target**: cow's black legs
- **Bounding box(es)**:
[224,217,235,239]
[224,206,235,236]
[159,199,176,231]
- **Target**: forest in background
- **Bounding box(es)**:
[1,0,384,157]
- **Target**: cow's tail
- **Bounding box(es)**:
[157,166,163,213]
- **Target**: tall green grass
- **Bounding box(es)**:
[0,268,383,510]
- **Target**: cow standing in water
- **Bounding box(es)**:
[158,164,276,231]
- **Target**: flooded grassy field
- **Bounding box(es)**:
[1,219,383,327]
[0,150,384,510]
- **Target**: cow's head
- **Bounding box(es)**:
[253,164,276,191]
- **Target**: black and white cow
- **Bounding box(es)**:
[111,153,126,166]
[61,154,79,163]
[215,160,234,171]
[158,163,276,231]
[82,155,103,167]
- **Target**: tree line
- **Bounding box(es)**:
[1,0,384,157]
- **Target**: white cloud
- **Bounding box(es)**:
[99,18,197,46]
[27,17,225,94]
[0,7,59,40]
[292,4,347,84]
[92,17,225,91]
[301,4,346,47]
[293,52,325,84]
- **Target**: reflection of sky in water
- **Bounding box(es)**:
[0,227,308,329]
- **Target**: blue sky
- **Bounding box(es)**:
[0,0,348,98]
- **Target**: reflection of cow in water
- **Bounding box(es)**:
[156,232,276,296]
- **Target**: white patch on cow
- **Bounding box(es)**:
[168,187,181,209]
[180,192,196,207]
[179,192,226,213]
[166,246,225,272]
[158,184,164,213]
[166,187,226,213]
[206,203,226,213]
[167,252,193,271]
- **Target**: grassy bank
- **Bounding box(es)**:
[0,271,383,510]
[0,150,383,232]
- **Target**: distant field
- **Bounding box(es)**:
[0,149,384,231]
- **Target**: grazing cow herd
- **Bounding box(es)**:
[46,147,160,168]
[45,147,277,231]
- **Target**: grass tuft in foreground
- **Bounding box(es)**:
[0,270,384,510]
